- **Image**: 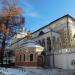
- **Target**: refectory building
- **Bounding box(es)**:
[9,14,75,69]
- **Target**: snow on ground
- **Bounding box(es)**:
[0,67,75,75]
[23,67,75,75]
[0,67,30,75]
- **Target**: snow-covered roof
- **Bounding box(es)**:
[25,42,43,48]
[23,40,43,48]
[15,40,44,52]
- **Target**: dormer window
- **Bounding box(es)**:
[38,31,44,36]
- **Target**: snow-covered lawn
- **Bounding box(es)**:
[0,67,75,75]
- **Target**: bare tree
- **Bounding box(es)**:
[0,0,25,65]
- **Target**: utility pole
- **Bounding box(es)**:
[49,27,55,68]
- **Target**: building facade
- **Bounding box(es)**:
[15,40,44,66]
[9,14,75,69]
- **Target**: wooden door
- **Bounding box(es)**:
[37,56,43,66]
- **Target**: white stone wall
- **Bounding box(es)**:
[50,48,75,69]
[9,15,75,69]
[54,53,75,69]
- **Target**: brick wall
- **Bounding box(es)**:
[15,61,37,66]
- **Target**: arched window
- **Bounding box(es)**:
[38,40,41,45]
[24,54,25,61]
[38,31,44,36]
[20,55,21,61]
[47,37,51,51]
[73,34,75,38]
[30,54,33,61]
[52,36,56,49]
[42,39,45,47]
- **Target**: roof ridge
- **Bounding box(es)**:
[32,14,75,34]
